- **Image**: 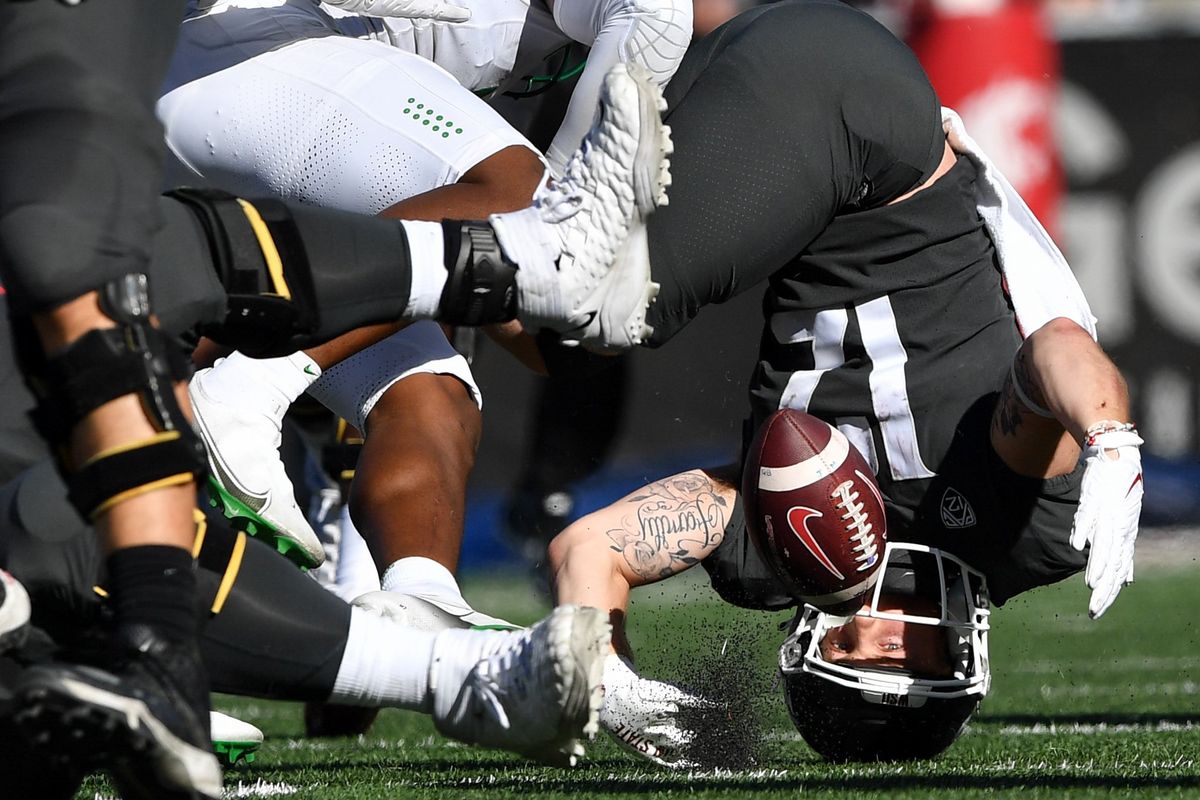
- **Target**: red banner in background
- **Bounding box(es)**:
[909,0,1064,238]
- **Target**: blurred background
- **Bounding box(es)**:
[456,0,1200,571]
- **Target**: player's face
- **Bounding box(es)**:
[818,593,953,677]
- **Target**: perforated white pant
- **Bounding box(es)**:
[158,34,539,214]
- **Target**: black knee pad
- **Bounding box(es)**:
[14,274,207,520]
[166,188,320,357]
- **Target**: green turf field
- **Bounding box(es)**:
[77,555,1199,799]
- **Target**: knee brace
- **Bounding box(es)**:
[15,274,207,521]
[166,187,320,357]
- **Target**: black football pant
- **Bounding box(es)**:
[644,0,941,345]
[0,0,186,313]
[0,458,351,702]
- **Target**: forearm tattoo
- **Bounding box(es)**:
[993,349,1053,437]
[606,472,730,581]
[993,366,1025,438]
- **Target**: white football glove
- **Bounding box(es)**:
[1069,425,1144,619]
[322,0,470,22]
[600,655,712,768]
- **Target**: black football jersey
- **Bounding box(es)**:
[748,155,1023,516]
[644,0,1083,601]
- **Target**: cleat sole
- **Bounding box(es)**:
[206,476,318,570]
[536,605,612,766]
[624,64,673,217]
[15,668,222,799]
[213,739,260,766]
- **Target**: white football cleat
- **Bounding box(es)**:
[353,590,519,632]
[502,62,671,347]
[600,655,711,768]
[570,222,660,352]
[210,711,263,766]
[190,364,324,569]
[430,604,611,766]
[0,569,31,654]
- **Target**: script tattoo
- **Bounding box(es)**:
[606,472,730,580]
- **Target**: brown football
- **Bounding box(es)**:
[742,409,887,614]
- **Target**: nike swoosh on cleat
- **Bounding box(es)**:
[195,415,269,514]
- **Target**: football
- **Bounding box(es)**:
[741,409,887,615]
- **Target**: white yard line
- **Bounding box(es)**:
[224,780,301,797]
[998,721,1200,735]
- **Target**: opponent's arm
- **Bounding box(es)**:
[322,0,470,22]
[990,316,1142,619]
[546,0,692,175]
[547,466,736,768]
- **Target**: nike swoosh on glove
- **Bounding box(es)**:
[600,657,714,768]
[1069,427,1144,620]
[323,0,470,22]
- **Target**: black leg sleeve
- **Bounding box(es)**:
[195,518,350,702]
[0,456,351,703]
[147,193,416,351]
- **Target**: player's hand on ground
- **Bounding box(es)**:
[324,0,470,22]
[600,669,713,769]
[1070,426,1145,619]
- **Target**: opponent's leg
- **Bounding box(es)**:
[185,142,544,564]
[0,1,220,795]
[1,465,612,767]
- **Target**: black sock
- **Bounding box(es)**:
[106,545,198,641]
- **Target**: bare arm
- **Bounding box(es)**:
[991,316,1130,478]
[992,316,1143,620]
[547,466,738,653]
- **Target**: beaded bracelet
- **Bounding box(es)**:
[1083,420,1137,447]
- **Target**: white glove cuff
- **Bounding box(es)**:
[1080,429,1144,462]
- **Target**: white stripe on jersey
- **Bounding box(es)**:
[777,309,849,413]
[857,296,936,481]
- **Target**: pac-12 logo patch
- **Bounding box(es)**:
[940,487,976,529]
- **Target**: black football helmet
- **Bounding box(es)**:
[778,542,991,761]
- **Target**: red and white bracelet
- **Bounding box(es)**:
[1083,420,1139,448]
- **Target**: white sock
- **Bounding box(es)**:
[400,220,448,319]
[489,207,563,322]
[335,506,381,601]
[380,557,470,612]
[329,606,437,712]
[202,350,321,410]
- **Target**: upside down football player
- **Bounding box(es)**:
[542,0,1144,766]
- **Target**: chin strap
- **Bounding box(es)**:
[16,274,208,521]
